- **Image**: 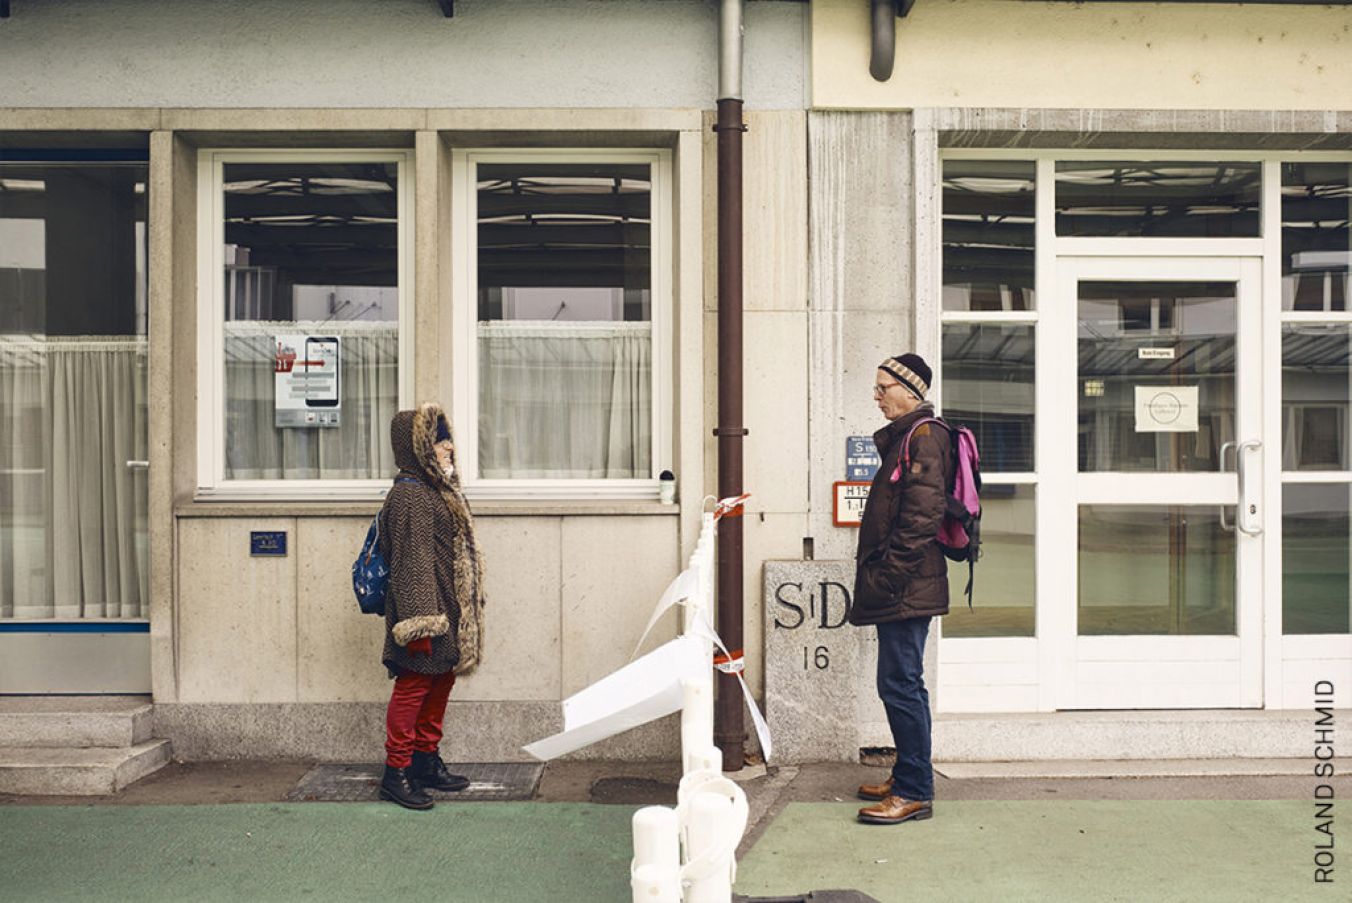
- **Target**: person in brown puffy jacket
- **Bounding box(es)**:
[376,402,486,810]
[849,353,952,826]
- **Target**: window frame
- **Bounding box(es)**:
[195,148,415,501]
[934,147,1352,713]
[450,147,674,501]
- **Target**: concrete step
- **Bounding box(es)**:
[0,696,153,748]
[933,709,1345,762]
[0,740,172,795]
[936,757,1352,780]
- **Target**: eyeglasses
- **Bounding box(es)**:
[872,381,903,398]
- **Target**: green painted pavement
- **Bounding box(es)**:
[735,801,1331,903]
[0,802,636,902]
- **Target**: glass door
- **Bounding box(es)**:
[0,156,151,693]
[1053,257,1264,709]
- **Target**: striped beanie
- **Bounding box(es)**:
[879,353,931,401]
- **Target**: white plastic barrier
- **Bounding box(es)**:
[526,496,767,903]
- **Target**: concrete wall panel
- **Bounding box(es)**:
[743,310,810,515]
[296,518,387,703]
[744,111,808,313]
[176,518,298,703]
[807,111,913,561]
[560,516,680,696]
[455,517,564,702]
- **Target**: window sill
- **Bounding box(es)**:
[176,497,682,518]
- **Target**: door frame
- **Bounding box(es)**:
[1048,255,1266,710]
[932,151,1352,714]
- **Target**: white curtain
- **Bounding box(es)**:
[0,336,148,620]
[478,321,651,479]
[224,320,398,480]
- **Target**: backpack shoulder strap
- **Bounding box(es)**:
[379,476,422,536]
[891,416,952,482]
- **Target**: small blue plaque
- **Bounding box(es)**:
[250,531,287,557]
[846,436,882,481]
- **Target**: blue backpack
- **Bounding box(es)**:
[352,477,419,616]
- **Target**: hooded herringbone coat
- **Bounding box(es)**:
[378,403,485,677]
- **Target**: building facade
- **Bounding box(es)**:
[1,0,1349,764]
[806,1,1352,751]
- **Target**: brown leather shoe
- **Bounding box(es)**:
[857,795,934,825]
[857,775,894,801]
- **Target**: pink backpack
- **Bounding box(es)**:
[889,417,983,608]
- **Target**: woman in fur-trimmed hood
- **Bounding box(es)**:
[381,402,485,677]
[376,402,485,810]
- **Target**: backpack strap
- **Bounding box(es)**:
[376,475,422,552]
[890,418,978,609]
[889,416,950,484]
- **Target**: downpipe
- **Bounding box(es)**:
[714,0,746,773]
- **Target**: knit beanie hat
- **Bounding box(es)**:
[435,415,452,443]
[879,353,931,401]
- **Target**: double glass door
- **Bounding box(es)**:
[1052,257,1264,709]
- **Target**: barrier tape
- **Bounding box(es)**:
[627,491,773,762]
[713,493,751,521]
[690,610,773,763]
[712,649,744,675]
[630,567,700,660]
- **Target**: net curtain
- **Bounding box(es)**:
[223,320,399,480]
[478,321,652,480]
[0,337,148,620]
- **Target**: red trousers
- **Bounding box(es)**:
[384,669,456,768]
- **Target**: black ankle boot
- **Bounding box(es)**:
[379,765,434,810]
[410,750,470,792]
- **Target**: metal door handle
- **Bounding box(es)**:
[1219,440,1237,473]
[1218,441,1237,530]
[126,460,149,471]
[1236,440,1262,536]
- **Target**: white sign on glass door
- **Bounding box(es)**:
[1134,385,1199,433]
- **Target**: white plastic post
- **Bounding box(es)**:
[682,791,735,903]
[631,807,680,903]
[632,806,680,870]
[680,679,714,774]
[690,744,723,774]
[631,864,681,903]
[628,510,747,903]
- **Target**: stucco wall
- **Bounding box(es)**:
[812,0,1352,111]
[0,0,806,111]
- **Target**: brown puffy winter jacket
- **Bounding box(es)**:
[378,404,485,677]
[848,404,953,626]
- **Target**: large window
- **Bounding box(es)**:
[1282,161,1352,635]
[940,160,1037,637]
[1055,161,1261,238]
[455,150,670,496]
[197,151,411,496]
[0,153,148,620]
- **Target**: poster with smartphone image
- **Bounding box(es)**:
[273,334,341,428]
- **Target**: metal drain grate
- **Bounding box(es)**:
[286,762,543,803]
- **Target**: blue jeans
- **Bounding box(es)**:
[875,616,933,801]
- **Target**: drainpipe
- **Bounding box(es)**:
[714,0,746,773]
[870,0,915,83]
